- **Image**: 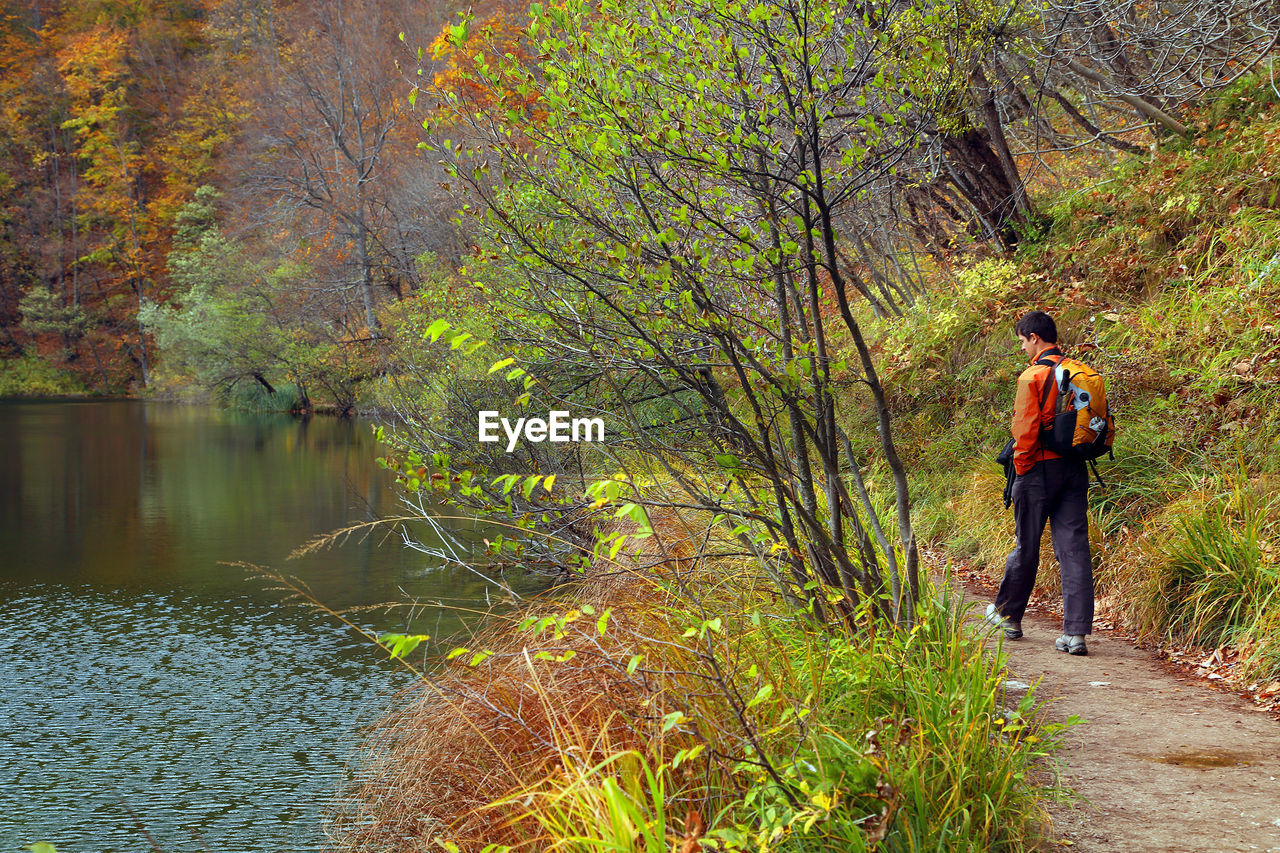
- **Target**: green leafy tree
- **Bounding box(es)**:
[142,187,310,406]
[18,284,89,356]
[414,0,953,626]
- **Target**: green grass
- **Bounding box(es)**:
[220,380,306,413]
[339,560,1066,853]
[575,585,1062,852]
[1146,477,1280,670]
[490,749,678,853]
[813,588,1069,851]
[671,580,1064,852]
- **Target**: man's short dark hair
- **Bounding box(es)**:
[1016,310,1058,343]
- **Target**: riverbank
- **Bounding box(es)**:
[327,511,1065,851]
[0,353,93,397]
[0,372,368,418]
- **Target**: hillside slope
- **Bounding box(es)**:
[871,76,1280,695]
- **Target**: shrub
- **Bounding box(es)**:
[1099,472,1280,682]
[0,353,89,397]
[221,380,306,413]
[328,565,1066,853]
[1149,482,1280,659]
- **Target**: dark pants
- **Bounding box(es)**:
[995,458,1094,635]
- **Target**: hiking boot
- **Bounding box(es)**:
[1055,634,1088,656]
[984,603,1023,640]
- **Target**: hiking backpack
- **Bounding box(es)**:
[1036,353,1117,480]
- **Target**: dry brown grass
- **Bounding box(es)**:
[1090,503,1184,636]
[948,461,1110,604]
[324,515,713,852]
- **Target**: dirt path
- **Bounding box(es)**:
[972,595,1280,852]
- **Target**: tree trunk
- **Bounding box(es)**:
[971,65,1033,221]
[939,126,1027,250]
[355,221,379,334]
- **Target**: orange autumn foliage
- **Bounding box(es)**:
[427,9,543,121]
[0,0,240,388]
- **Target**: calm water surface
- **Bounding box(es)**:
[0,400,538,852]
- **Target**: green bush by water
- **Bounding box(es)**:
[220,380,306,413]
[0,354,89,397]
[519,585,1065,852]
[370,570,1067,853]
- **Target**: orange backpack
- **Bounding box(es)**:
[1036,354,1117,473]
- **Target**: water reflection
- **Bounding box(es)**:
[0,400,540,852]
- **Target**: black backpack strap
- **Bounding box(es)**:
[1033,347,1063,368]
[1035,350,1065,410]
[1038,366,1055,410]
[1088,456,1106,489]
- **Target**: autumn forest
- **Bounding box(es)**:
[3,0,1274,413]
[1,0,478,407]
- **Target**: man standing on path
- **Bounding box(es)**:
[985,310,1095,656]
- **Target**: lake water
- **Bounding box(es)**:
[0,400,540,852]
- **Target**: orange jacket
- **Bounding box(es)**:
[1011,347,1064,475]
